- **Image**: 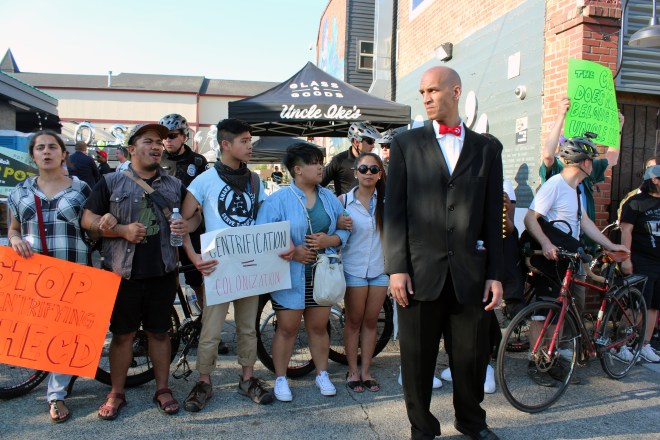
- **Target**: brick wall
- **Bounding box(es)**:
[543,0,622,232]
[396,0,525,78]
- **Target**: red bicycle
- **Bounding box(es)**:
[497,247,647,413]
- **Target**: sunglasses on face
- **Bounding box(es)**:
[353,164,381,174]
[166,132,181,139]
[381,145,390,150]
[361,138,375,145]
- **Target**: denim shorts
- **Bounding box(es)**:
[344,272,389,287]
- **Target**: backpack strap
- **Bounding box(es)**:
[121,170,172,220]
[250,171,261,219]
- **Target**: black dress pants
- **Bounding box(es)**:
[398,275,492,440]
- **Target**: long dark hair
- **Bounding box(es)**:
[354,152,386,235]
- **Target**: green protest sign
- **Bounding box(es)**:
[0,147,38,196]
[565,59,620,149]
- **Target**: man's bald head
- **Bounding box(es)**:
[419,66,462,125]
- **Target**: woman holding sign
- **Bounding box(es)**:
[7,130,92,424]
[338,153,388,393]
[256,143,349,402]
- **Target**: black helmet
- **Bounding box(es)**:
[558,136,599,164]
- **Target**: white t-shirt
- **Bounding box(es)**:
[529,174,581,239]
[188,167,266,232]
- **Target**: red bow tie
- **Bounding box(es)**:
[439,124,462,136]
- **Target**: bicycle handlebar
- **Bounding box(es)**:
[524,247,606,284]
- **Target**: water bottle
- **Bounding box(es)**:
[170,208,183,247]
[476,240,486,251]
[184,287,202,316]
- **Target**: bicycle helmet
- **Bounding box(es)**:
[159,113,190,136]
[347,121,381,143]
[558,136,599,164]
[377,129,395,145]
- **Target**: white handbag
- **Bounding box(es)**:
[289,187,346,306]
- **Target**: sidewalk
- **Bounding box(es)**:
[1,308,659,440]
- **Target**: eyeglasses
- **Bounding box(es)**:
[166,133,181,139]
[353,165,381,174]
[381,145,390,150]
[361,138,375,145]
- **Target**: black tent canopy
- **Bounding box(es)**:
[252,137,325,163]
[228,62,411,137]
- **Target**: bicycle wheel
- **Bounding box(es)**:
[0,365,48,399]
[599,286,647,379]
[255,296,315,378]
[95,307,181,387]
[497,301,579,413]
[328,298,394,365]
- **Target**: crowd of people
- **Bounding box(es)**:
[5,65,659,440]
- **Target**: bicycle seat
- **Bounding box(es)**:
[604,250,630,263]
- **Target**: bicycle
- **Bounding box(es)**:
[497,247,647,413]
[255,294,394,378]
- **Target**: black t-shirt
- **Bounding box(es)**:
[620,192,660,272]
[85,176,187,279]
[271,171,283,184]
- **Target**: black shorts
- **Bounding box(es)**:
[109,271,178,335]
[639,271,660,310]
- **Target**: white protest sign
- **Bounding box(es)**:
[200,221,292,306]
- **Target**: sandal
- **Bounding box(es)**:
[49,400,71,424]
[98,392,127,421]
[153,388,179,415]
[362,378,381,392]
[345,372,364,393]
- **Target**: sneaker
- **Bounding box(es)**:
[183,381,213,412]
[238,376,274,405]
[315,371,336,396]
[398,367,442,389]
[611,346,634,363]
[527,362,555,387]
[484,364,496,394]
[440,367,452,382]
[547,362,581,385]
[640,344,660,363]
[274,376,292,402]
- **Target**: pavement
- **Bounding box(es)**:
[1,305,659,440]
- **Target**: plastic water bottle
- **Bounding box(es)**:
[170,208,183,247]
[476,240,486,251]
[185,287,202,316]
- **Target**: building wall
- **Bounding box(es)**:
[396,0,545,207]
[346,0,376,91]
[318,0,348,80]
[0,102,16,130]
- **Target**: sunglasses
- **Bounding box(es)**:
[166,133,181,139]
[353,164,381,174]
[361,138,375,145]
[381,145,390,150]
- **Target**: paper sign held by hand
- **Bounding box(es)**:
[0,248,121,378]
[565,59,620,149]
[200,221,292,306]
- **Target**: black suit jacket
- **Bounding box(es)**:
[383,122,503,304]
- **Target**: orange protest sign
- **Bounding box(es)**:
[0,247,121,378]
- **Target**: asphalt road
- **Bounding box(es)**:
[1,312,659,440]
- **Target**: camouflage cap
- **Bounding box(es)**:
[124,123,169,147]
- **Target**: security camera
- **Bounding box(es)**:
[514,86,527,100]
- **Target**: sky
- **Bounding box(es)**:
[0,0,329,82]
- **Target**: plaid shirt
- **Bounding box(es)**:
[8,176,91,265]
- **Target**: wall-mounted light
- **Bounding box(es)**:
[629,0,660,48]
[8,100,31,111]
[434,42,453,62]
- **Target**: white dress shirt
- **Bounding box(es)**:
[433,120,465,175]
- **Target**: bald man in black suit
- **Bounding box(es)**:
[384,66,503,440]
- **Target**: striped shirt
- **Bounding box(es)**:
[8,176,91,265]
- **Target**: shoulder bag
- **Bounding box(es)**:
[289,187,346,306]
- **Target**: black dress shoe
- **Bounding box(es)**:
[454,421,500,440]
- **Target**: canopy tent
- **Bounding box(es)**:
[252,136,325,163]
[228,62,411,137]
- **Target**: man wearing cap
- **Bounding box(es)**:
[377,129,394,174]
[321,121,381,195]
[115,147,131,172]
[82,123,200,420]
[620,164,660,363]
[96,150,112,175]
[69,140,101,188]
